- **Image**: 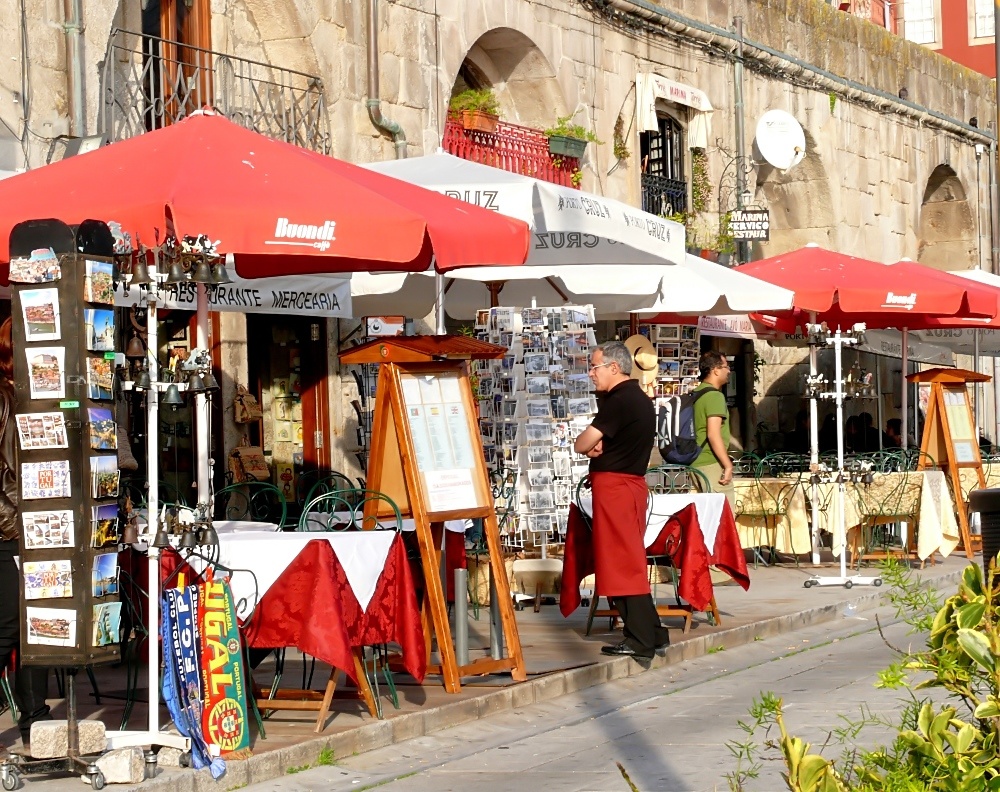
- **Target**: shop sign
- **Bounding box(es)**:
[728,209,770,241]
[114,273,352,318]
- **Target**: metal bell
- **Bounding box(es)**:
[151,526,171,548]
[131,259,153,286]
[178,529,198,548]
[165,260,186,283]
[162,383,184,407]
[122,520,139,545]
[191,259,213,284]
[125,334,145,359]
[196,524,219,546]
[133,369,152,391]
[210,262,232,284]
[202,371,220,390]
[186,373,207,393]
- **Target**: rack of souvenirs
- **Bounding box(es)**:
[474,305,597,549]
[633,321,702,397]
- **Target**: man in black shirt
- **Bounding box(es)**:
[574,341,669,658]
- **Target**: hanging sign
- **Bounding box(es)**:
[114,272,352,318]
[728,209,770,241]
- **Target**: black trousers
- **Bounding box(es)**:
[0,539,52,741]
[611,593,669,654]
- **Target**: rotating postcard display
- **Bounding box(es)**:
[474,305,596,548]
[9,219,123,667]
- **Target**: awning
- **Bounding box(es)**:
[636,73,714,149]
[114,270,352,318]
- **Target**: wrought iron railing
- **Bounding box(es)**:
[100,29,331,153]
[641,173,687,217]
[442,117,579,188]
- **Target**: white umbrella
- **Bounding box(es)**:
[630,254,795,316]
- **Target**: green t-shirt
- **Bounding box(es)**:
[692,382,729,469]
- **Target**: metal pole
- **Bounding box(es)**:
[733,16,748,264]
[808,312,820,565]
[834,331,847,582]
[489,563,504,660]
[901,328,909,451]
[146,294,161,736]
[454,568,469,666]
[196,284,211,514]
[434,270,446,335]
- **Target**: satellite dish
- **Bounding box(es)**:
[755,110,806,171]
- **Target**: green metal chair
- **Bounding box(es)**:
[735,454,806,567]
[645,464,712,495]
[302,472,361,511]
[468,467,518,619]
[214,481,288,528]
[852,467,921,568]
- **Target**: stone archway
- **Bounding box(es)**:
[451,27,566,129]
[751,128,835,256]
[918,165,976,271]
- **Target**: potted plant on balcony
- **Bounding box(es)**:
[544,114,602,158]
[449,88,502,134]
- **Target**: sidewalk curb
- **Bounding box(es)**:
[129,566,965,791]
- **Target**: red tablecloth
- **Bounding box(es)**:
[162,534,425,684]
[560,500,749,615]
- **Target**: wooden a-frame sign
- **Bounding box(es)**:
[339,335,526,693]
[909,367,988,560]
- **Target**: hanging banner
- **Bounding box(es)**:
[114,272,352,318]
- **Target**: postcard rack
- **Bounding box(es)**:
[6,218,126,789]
[473,305,597,549]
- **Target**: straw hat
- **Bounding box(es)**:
[623,334,657,396]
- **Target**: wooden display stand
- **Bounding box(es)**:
[909,367,988,560]
[339,336,526,693]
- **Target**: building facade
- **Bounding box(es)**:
[0,0,996,484]
[901,0,996,77]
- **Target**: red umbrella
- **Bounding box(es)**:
[739,246,999,332]
[0,111,529,278]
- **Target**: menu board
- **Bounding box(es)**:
[941,386,976,463]
[400,370,484,513]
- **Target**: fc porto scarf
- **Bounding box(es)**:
[161,585,225,778]
[198,576,252,759]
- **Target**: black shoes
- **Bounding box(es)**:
[600,634,670,659]
[600,641,654,659]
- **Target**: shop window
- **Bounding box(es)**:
[639,113,687,217]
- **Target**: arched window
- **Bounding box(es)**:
[639,114,686,217]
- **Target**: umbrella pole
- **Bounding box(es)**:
[901,328,909,451]
[809,312,820,565]
[434,268,446,335]
[196,284,212,512]
[975,329,981,439]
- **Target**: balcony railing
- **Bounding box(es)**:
[641,173,687,217]
[100,29,331,153]
[442,117,579,188]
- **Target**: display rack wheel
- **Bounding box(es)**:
[874,578,883,587]
[803,580,815,588]
[178,751,191,769]
[1,766,19,791]
[90,770,106,790]
[844,580,853,589]
[144,749,159,778]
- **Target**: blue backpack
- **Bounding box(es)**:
[657,386,718,465]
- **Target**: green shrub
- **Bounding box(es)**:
[449,88,500,117]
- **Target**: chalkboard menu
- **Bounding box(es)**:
[9,219,123,666]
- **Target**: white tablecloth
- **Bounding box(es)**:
[216,530,395,617]
[579,492,727,550]
[300,511,469,534]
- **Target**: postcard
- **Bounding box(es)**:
[92,552,119,597]
[84,260,115,304]
[26,607,76,647]
[27,347,65,400]
[86,357,113,401]
[528,489,554,510]
[84,309,115,352]
[15,411,68,450]
[22,510,74,550]
[527,468,553,487]
[21,460,71,500]
[23,559,72,600]
[523,353,549,374]
[552,451,571,478]
[527,513,553,534]
[87,408,117,450]
[91,504,119,548]
[20,288,61,342]
[657,325,680,341]
[9,248,60,284]
[526,376,550,395]
[92,602,123,647]
[90,455,120,499]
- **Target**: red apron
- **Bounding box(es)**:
[590,471,650,597]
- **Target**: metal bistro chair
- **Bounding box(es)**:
[852,464,921,568]
[214,480,289,529]
[736,454,806,567]
[468,467,518,620]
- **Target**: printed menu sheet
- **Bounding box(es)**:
[400,371,482,512]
